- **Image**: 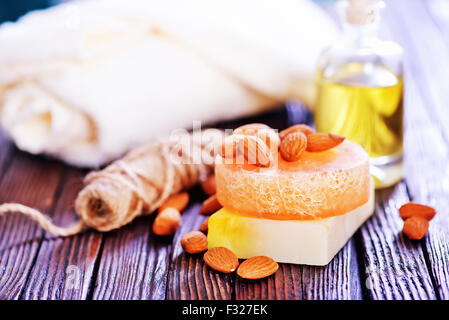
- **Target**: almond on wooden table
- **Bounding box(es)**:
[280,131,307,162]
[306,133,345,152]
[279,124,315,140]
[399,202,436,221]
[159,192,190,213]
[200,194,222,216]
[153,207,181,236]
[204,247,239,273]
[402,216,429,240]
[201,175,216,196]
[181,231,208,254]
[236,256,279,279]
[199,217,209,233]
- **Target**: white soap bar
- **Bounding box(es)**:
[207,188,374,266]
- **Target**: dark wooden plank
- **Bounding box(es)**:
[301,238,362,300]
[383,0,449,299]
[0,131,14,179]
[0,152,64,299]
[235,239,362,300]
[168,198,233,300]
[359,183,436,299]
[20,168,103,299]
[91,213,170,300]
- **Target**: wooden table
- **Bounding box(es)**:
[0,0,448,300]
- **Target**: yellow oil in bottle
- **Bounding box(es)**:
[315,63,403,188]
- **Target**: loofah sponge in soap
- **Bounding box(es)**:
[215,140,370,220]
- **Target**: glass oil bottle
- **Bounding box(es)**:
[315,0,403,189]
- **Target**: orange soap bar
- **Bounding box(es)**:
[215,140,370,220]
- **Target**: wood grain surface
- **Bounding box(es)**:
[0,0,448,300]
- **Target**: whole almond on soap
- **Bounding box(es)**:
[153,208,181,236]
[234,124,280,152]
[204,247,239,273]
[234,123,270,136]
[220,135,240,159]
[237,135,273,167]
[306,133,345,152]
[399,202,436,221]
[181,231,208,254]
[280,131,307,162]
[279,124,315,140]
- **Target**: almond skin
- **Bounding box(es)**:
[201,175,216,196]
[204,247,239,273]
[306,133,345,152]
[279,124,314,140]
[280,131,307,162]
[235,124,280,152]
[237,256,279,279]
[255,128,280,152]
[199,194,222,216]
[153,208,181,236]
[234,123,270,136]
[181,231,208,254]
[220,135,239,159]
[403,216,429,240]
[159,192,189,213]
[399,202,436,221]
[237,135,273,167]
[199,217,209,234]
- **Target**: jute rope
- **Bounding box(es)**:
[0,129,223,236]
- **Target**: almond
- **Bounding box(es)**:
[204,247,239,273]
[234,123,270,136]
[181,231,208,254]
[235,124,280,151]
[220,135,239,159]
[399,202,436,221]
[201,175,216,196]
[402,216,429,240]
[199,194,222,216]
[279,124,315,140]
[280,131,307,162]
[199,217,209,233]
[159,192,189,213]
[152,207,181,236]
[255,128,280,152]
[306,133,345,152]
[237,135,273,167]
[236,256,279,279]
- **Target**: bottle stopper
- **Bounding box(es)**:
[346,0,379,25]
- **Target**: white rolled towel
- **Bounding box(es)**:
[0,0,337,167]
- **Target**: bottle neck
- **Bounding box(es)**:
[337,0,383,45]
[341,21,379,45]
